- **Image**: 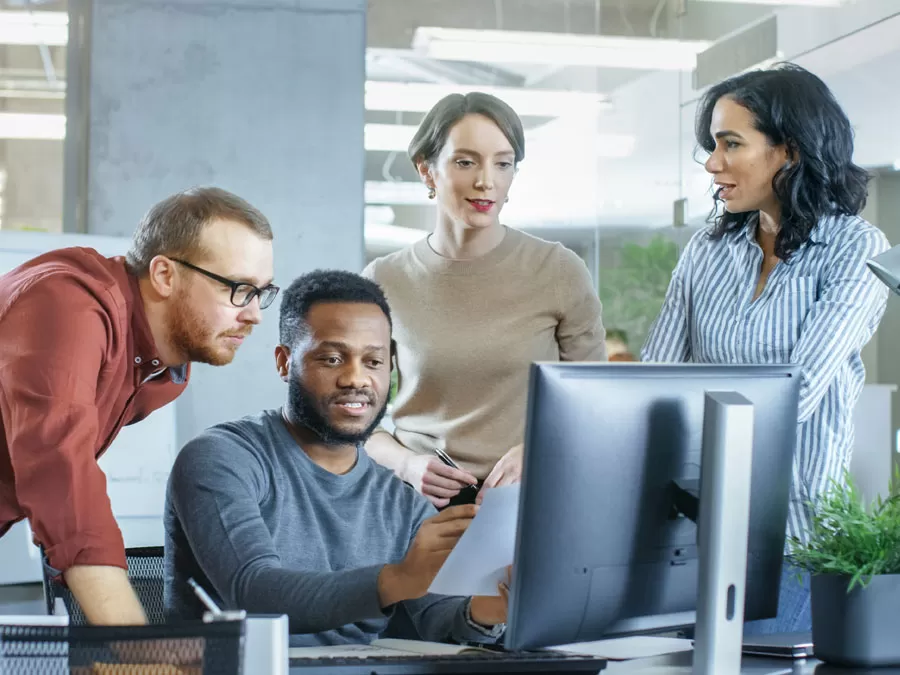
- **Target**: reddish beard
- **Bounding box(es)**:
[167,290,249,366]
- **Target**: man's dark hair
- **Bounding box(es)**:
[279,270,392,347]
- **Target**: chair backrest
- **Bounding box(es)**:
[43,546,166,624]
[0,619,243,675]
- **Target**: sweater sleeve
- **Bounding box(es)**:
[168,432,389,634]
[555,246,607,361]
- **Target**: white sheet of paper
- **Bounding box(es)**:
[371,639,489,655]
[289,644,413,659]
[428,484,519,597]
[548,636,694,660]
[288,639,486,659]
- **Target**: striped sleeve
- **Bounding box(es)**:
[641,237,695,363]
[790,228,890,422]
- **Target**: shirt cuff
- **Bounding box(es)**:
[43,530,127,575]
[463,598,506,639]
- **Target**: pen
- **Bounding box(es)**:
[188,577,223,617]
[433,447,479,490]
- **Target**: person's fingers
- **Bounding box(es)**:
[427,461,479,485]
[425,494,450,509]
[421,481,463,499]
[422,471,471,492]
[494,471,519,487]
[482,467,503,490]
[425,538,462,554]
[431,517,473,540]
[429,503,478,522]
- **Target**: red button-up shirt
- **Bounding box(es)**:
[0,247,189,573]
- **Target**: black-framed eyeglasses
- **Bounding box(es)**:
[172,258,280,309]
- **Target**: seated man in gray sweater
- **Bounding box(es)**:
[164,270,507,646]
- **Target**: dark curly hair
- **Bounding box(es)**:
[695,62,869,260]
[278,270,392,347]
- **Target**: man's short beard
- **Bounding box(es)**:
[286,376,387,446]
[167,284,239,366]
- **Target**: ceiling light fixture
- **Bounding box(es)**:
[689,0,845,6]
[365,181,431,206]
[365,81,610,117]
[0,112,65,140]
[0,10,67,47]
[365,122,635,158]
[412,27,711,71]
[364,124,418,153]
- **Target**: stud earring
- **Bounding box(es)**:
[427,187,436,199]
[505,197,509,203]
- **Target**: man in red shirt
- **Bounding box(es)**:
[0,186,278,625]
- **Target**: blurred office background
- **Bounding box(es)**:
[6,0,900,365]
[1,0,900,602]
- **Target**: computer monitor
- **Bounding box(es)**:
[505,363,801,651]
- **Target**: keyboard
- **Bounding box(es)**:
[288,649,607,674]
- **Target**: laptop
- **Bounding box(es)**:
[740,632,814,659]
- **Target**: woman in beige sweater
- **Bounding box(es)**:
[363,92,607,508]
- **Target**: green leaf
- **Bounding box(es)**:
[788,469,900,592]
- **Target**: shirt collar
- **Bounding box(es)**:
[740,222,757,246]
[732,213,760,249]
[124,269,163,368]
[121,262,188,382]
[734,213,831,261]
[808,216,833,245]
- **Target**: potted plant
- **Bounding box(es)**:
[788,472,900,667]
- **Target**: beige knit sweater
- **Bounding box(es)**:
[363,227,607,478]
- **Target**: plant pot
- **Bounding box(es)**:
[811,573,900,667]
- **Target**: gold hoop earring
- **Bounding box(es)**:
[427,187,436,199]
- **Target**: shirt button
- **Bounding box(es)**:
[151,359,160,366]
[134,356,142,365]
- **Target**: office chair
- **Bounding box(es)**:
[42,546,167,624]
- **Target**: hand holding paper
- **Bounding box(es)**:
[428,484,519,597]
[379,503,477,606]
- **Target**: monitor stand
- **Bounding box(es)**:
[673,391,754,675]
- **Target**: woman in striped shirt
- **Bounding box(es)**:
[643,63,890,634]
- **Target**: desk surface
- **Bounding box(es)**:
[282,651,873,675]
[281,650,849,675]
[606,650,830,674]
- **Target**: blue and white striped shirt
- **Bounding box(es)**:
[642,214,890,543]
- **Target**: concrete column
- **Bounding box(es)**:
[64,0,366,444]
